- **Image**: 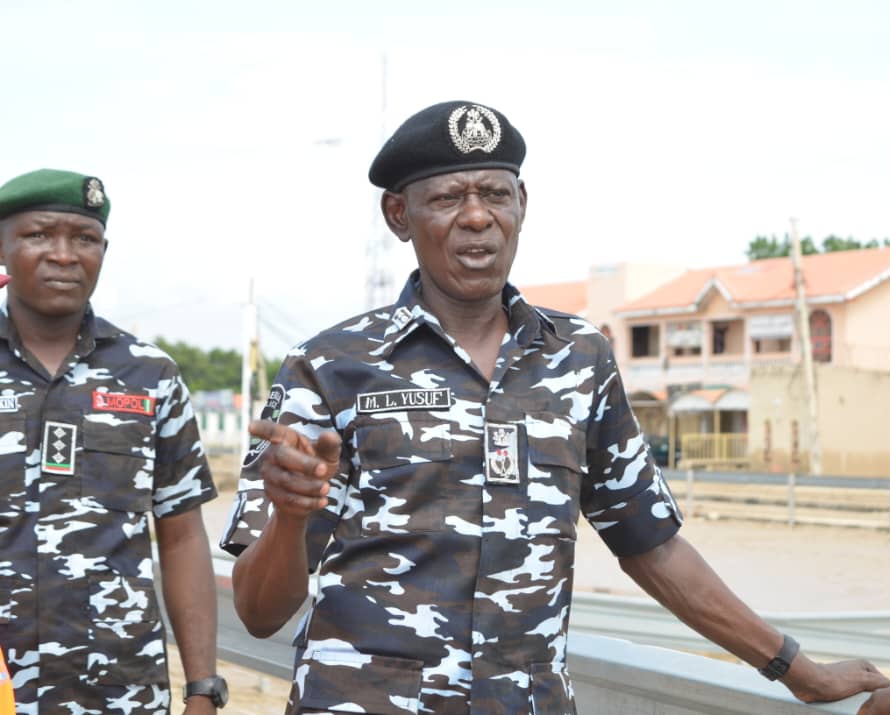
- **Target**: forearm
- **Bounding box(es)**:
[618,534,890,703]
[232,510,311,638]
[619,534,783,668]
[156,509,218,681]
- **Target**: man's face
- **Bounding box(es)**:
[0,210,107,320]
[391,169,527,306]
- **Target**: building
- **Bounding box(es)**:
[521,249,890,474]
[611,247,890,474]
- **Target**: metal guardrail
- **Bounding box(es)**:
[662,468,890,489]
[569,591,890,667]
[204,554,890,674]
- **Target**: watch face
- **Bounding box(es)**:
[216,678,229,707]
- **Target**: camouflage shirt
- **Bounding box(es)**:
[0,305,216,714]
[221,273,682,715]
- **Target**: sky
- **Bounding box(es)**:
[2,0,889,357]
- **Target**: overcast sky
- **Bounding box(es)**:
[2,0,888,356]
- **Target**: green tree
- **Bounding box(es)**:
[821,234,864,252]
[746,234,817,261]
[154,338,242,392]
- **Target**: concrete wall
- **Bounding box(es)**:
[840,278,890,372]
[748,363,890,475]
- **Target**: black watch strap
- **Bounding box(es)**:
[183,675,228,708]
[758,634,800,681]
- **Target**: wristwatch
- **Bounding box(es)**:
[758,634,800,681]
[183,675,229,708]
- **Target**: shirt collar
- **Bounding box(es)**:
[379,271,564,356]
[0,301,117,347]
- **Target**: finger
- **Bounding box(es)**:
[265,479,329,515]
[262,463,330,512]
[268,441,332,479]
[314,430,342,476]
[248,419,301,448]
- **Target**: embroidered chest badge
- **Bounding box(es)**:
[484,421,520,485]
[92,391,156,416]
[42,421,77,475]
[357,388,452,414]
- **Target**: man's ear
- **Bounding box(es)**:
[517,179,528,231]
[381,191,412,243]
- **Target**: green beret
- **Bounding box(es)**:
[369,100,526,191]
[0,168,111,226]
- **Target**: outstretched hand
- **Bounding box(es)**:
[248,419,341,520]
[785,658,889,705]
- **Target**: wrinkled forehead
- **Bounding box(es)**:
[1,209,106,235]
[403,168,520,195]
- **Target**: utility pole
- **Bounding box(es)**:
[365,52,394,309]
[240,277,257,461]
[789,218,822,475]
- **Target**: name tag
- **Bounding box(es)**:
[0,395,19,412]
[357,388,451,414]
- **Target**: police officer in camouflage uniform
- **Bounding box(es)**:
[221,102,890,714]
[0,169,228,713]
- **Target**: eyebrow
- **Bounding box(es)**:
[25,215,101,231]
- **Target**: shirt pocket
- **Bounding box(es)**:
[298,648,423,714]
[86,572,166,685]
[81,418,155,512]
[0,413,27,511]
[354,413,453,534]
[525,413,585,540]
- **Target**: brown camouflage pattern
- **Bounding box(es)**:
[0,306,216,714]
[222,272,682,715]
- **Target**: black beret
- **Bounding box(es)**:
[369,100,526,191]
[0,169,111,226]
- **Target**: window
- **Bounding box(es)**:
[749,314,793,354]
[631,325,659,357]
[711,319,744,355]
[666,320,702,357]
[810,310,832,363]
[753,337,791,353]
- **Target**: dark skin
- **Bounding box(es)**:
[234,169,889,705]
[858,687,890,714]
[383,169,528,381]
[0,210,219,713]
[0,211,107,375]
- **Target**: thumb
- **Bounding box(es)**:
[315,430,342,474]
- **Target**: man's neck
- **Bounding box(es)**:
[8,303,86,377]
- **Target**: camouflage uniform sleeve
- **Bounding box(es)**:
[219,348,351,571]
[152,364,217,519]
[582,344,682,558]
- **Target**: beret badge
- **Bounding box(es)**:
[448,104,502,154]
[83,177,106,209]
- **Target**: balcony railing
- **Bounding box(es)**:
[681,432,749,467]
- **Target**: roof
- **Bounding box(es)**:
[670,388,750,414]
[519,279,587,316]
[615,247,890,317]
